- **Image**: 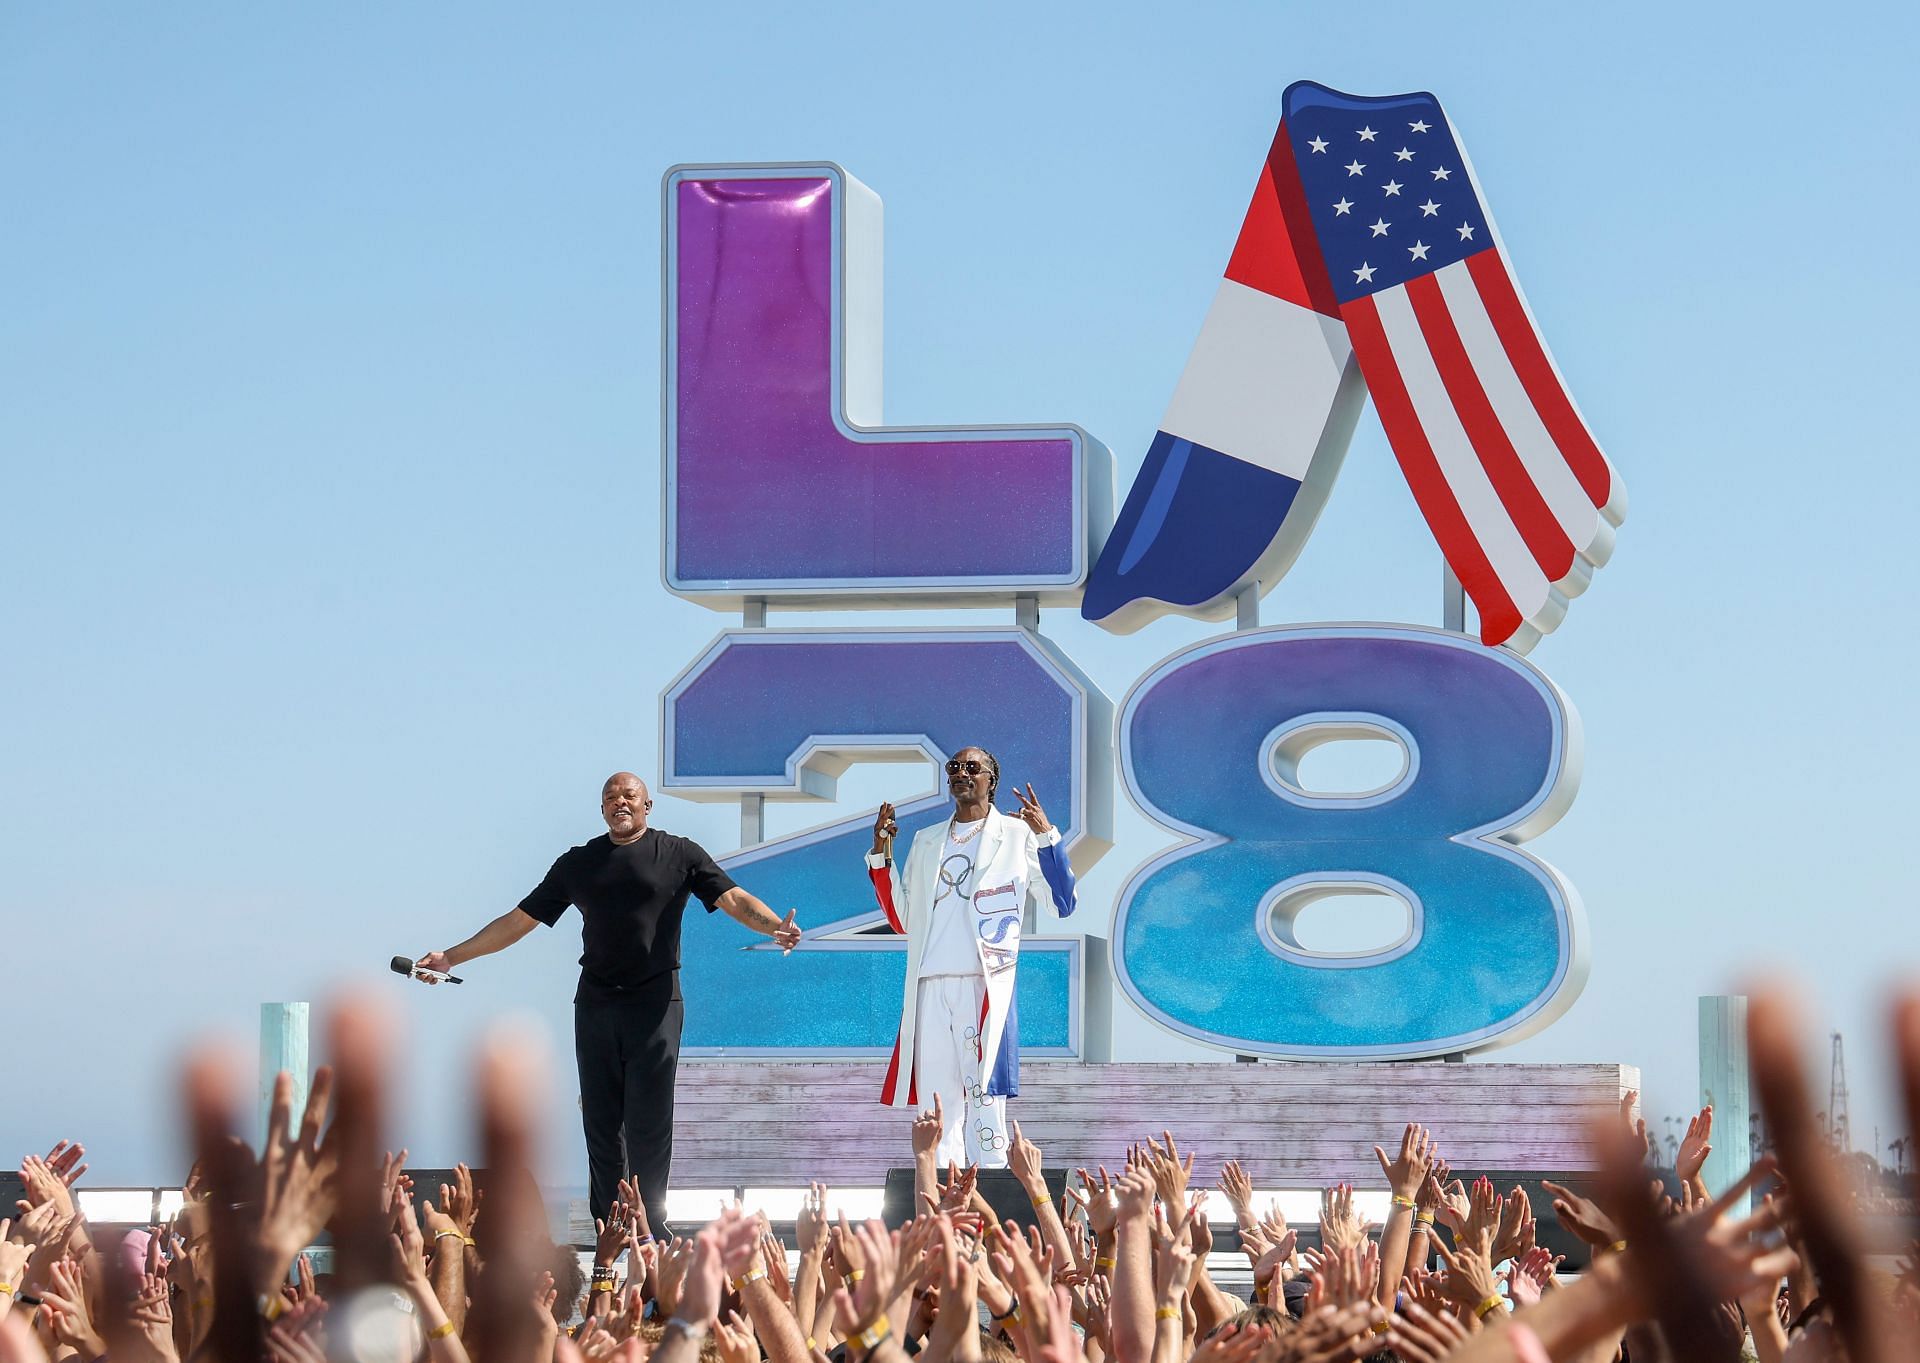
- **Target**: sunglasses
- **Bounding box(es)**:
[945,759,989,776]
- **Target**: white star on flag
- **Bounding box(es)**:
[1308,136,1329,154]
[1369,218,1390,237]
[1345,160,1366,176]
[1408,241,1430,260]
[1382,180,1403,196]
[1353,262,1376,283]
[1357,126,1378,141]
[1394,148,1414,162]
[1420,200,1440,217]
[1457,222,1475,239]
[1332,198,1354,215]
[1432,166,1452,181]
[1408,119,1431,133]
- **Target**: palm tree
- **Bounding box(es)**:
[1889,1135,1909,1176]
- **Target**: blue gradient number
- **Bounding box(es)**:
[662,629,1110,1054]
[1114,625,1583,1058]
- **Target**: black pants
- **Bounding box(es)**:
[574,973,683,1236]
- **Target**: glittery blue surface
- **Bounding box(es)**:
[669,632,1087,1053]
[1113,628,1577,1057]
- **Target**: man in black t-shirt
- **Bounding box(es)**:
[412,772,801,1231]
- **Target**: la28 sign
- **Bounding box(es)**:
[657,85,1620,1062]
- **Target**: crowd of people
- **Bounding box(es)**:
[4,983,1920,1363]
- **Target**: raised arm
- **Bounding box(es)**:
[865,801,907,932]
[414,908,539,980]
[716,886,803,950]
[1012,785,1075,919]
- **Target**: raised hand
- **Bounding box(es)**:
[1458,1176,1502,1259]
[1144,1131,1194,1208]
[771,909,803,953]
[254,1066,341,1295]
[1677,1104,1714,1188]
[912,1096,944,1160]
[1009,784,1052,836]
[1216,1159,1254,1223]
[1491,1185,1533,1262]
[440,1163,482,1239]
[871,802,899,855]
[1620,1089,1651,1163]
[1372,1123,1435,1202]
[1540,1177,1622,1248]
[42,1256,107,1361]
[1075,1168,1119,1237]
[1008,1119,1046,1191]
[1318,1183,1364,1254]
[1384,1300,1471,1363]
[797,1183,829,1254]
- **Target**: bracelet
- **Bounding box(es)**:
[806,1340,817,1353]
[992,1296,1020,1322]
[1094,1256,1115,1271]
[427,1320,456,1341]
[433,1229,464,1242]
[1390,1194,1417,1209]
[1154,1306,1179,1321]
[731,1267,768,1290]
[0,1283,12,1296]
[259,1293,289,1322]
[846,1269,866,1282]
[1370,1320,1392,1335]
[1031,1194,1052,1209]
[850,1314,891,1351]
[15,1292,41,1308]
[663,1318,708,1343]
[1475,1294,1507,1320]
[1608,1239,1628,1253]
[1414,1212,1435,1228]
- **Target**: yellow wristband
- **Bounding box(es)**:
[1391,1194,1417,1209]
[732,1267,768,1290]
[1094,1256,1116,1271]
[1370,1320,1392,1334]
[259,1294,289,1322]
[433,1230,463,1243]
[0,1283,13,1295]
[1608,1239,1628,1253]
[846,1269,866,1282]
[1031,1194,1052,1209]
[1154,1306,1179,1320]
[806,1340,817,1353]
[427,1320,456,1341]
[1415,1212,1435,1227]
[1475,1294,1506,1320]
[851,1314,891,1350]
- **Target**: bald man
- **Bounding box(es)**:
[414,772,801,1231]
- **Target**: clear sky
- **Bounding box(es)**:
[5,0,1917,1185]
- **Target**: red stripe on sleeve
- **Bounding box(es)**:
[1406,272,1575,582]
[1342,293,1523,646]
[1466,251,1613,509]
[869,865,906,934]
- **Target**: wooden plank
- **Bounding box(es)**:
[671,1060,1639,1185]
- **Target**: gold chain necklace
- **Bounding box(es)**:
[948,815,987,846]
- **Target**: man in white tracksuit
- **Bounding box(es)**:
[865,746,1078,1167]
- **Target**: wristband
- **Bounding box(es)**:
[1094,1256,1115,1271]
[663,1317,708,1344]
[992,1296,1020,1322]
[1414,1212,1435,1228]
[433,1230,464,1244]
[0,1283,11,1296]
[1370,1320,1392,1334]
[1031,1194,1052,1210]
[806,1340,817,1353]
[846,1269,866,1282]
[1475,1294,1506,1320]
[851,1314,891,1351]
[427,1320,456,1341]
[15,1292,40,1307]
[1608,1239,1628,1253]
[1390,1194,1417,1209]
[259,1293,289,1322]
[731,1267,768,1290]
[1154,1306,1179,1321]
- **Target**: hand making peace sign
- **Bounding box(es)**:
[1009,783,1051,835]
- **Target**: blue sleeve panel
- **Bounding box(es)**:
[1038,840,1077,918]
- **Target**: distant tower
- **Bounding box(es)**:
[1829,1031,1852,1152]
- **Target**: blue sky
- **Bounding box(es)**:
[5,0,1918,1183]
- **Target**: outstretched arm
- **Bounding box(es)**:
[716,886,803,950]
[415,908,539,979]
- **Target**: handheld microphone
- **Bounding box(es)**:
[391,955,463,985]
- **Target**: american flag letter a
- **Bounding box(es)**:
[1082,81,1625,652]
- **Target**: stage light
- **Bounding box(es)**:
[76,1189,159,1222]
[742,1187,885,1222]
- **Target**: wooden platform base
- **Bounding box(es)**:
[672,1059,1639,1186]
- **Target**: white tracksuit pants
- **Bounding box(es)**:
[915,974,1009,1168]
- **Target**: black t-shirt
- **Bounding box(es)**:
[519,829,738,988]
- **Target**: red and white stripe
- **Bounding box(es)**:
[1341,248,1623,650]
